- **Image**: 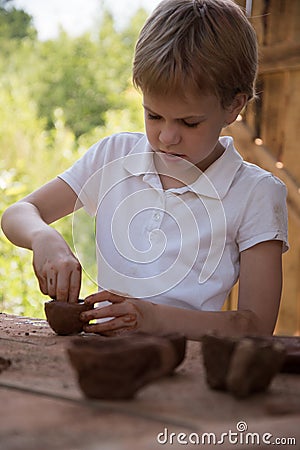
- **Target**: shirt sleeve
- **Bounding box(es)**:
[237,174,289,253]
[58,137,110,217]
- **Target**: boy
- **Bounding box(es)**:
[1,0,288,340]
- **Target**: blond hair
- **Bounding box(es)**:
[133,0,258,106]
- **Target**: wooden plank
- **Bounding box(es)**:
[259,43,300,74]
[224,121,300,221]
[1,316,300,448]
[0,387,185,450]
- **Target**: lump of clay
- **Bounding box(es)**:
[260,335,300,374]
[67,333,186,400]
[201,335,286,398]
[200,336,236,390]
[226,338,286,398]
[278,339,300,374]
[45,299,92,335]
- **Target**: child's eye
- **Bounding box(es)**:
[182,120,199,128]
[147,113,161,121]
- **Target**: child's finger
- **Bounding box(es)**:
[83,314,137,334]
[81,300,131,322]
[36,273,48,296]
[56,270,71,302]
[68,266,82,303]
[84,290,127,305]
[47,269,57,299]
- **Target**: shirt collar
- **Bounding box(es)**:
[123,135,243,199]
[122,135,155,176]
[189,136,243,199]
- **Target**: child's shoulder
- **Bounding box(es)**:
[86,132,147,163]
[237,158,286,192]
[221,136,286,197]
[100,132,146,149]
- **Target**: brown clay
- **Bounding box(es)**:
[44,299,92,336]
[201,335,236,390]
[226,338,285,398]
[258,335,300,374]
[201,335,286,398]
[67,333,186,400]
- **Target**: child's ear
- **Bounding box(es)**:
[225,93,247,126]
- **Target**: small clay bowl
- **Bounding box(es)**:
[44,299,92,335]
[67,333,186,399]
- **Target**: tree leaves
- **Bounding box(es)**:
[0,5,146,317]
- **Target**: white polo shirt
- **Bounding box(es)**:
[59,132,288,311]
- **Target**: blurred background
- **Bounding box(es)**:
[224,0,300,336]
[0,0,299,335]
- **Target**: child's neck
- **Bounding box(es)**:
[159,173,186,190]
[154,154,199,190]
[195,141,226,172]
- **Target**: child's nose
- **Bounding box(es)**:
[159,124,181,147]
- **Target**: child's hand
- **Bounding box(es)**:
[80,291,158,336]
[31,228,82,303]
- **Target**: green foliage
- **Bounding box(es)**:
[0,5,146,318]
[0,2,37,40]
[35,33,109,137]
[26,9,148,138]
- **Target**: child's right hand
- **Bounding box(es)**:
[1,178,83,302]
[31,228,82,303]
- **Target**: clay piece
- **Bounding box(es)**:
[201,335,286,398]
[44,299,92,335]
[260,335,300,374]
[200,337,236,390]
[67,333,186,400]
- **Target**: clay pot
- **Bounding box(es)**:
[44,299,92,335]
[201,334,286,398]
[67,333,186,399]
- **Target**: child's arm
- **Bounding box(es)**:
[1,178,82,303]
[237,239,282,334]
[80,240,283,339]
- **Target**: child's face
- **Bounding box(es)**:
[143,90,238,173]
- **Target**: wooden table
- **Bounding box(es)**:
[0,312,299,450]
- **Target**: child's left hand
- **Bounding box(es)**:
[80,291,158,336]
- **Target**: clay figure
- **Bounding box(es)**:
[67,333,186,399]
[45,299,92,335]
[201,334,286,398]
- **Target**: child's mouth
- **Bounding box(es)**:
[159,150,186,159]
